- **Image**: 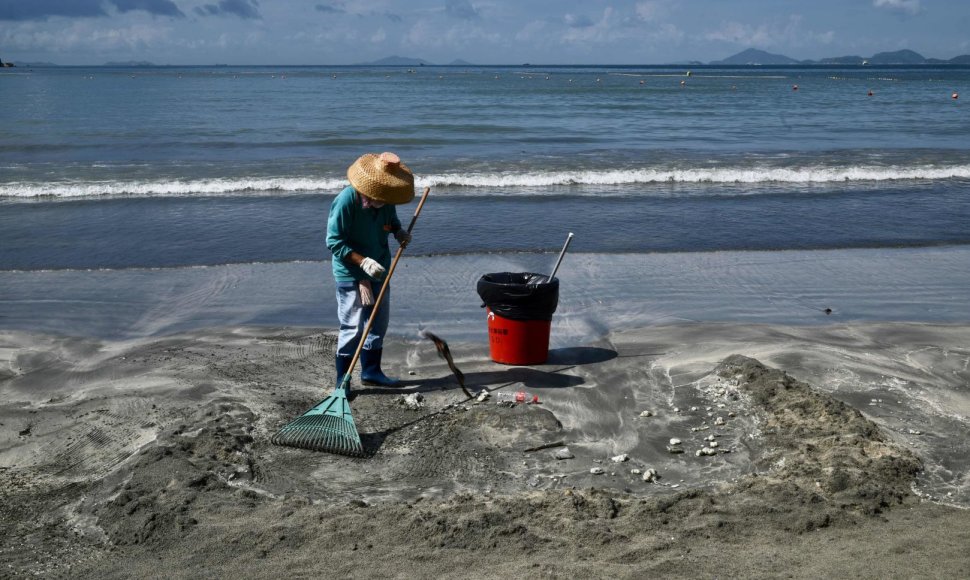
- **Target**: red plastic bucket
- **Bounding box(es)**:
[486,308,551,365]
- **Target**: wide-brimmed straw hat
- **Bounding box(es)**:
[347,152,415,205]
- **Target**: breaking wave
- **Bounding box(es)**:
[3,164,970,199]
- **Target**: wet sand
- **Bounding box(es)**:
[2,323,969,578]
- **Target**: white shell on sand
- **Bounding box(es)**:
[642,468,659,482]
[695,447,717,457]
[590,467,605,475]
[611,454,629,463]
[631,469,642,475]
[669,438,682,446]
[714,416,726,426]
[553,447,575,460]
[639,410,654,417]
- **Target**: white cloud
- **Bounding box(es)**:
[564,13,594,28]
[705,15,834,49]
[561,7,615,44]
[514,19,546,43]
[1,20,171,54]
[403,17,500,51]
[873,0,921,15]
[650,22,684,44]
[634,1,668,22]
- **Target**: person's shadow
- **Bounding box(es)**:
[357,346,617,455]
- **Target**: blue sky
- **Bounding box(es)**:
[2,0,969,65]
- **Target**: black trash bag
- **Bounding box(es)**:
[477,272,560,321]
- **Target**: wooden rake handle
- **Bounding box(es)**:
[344,186,431,378]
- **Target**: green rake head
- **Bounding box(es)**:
[271,385,365,457]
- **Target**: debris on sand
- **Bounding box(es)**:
[553,447,574,460]
[399,393,424,410]
[590,467,605,475]
[642,468,660,482]
[638,410,653,418]
[610,454,629,463]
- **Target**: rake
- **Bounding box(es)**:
[271,186,431,456]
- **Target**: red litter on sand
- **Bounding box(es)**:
[497,391,540,404]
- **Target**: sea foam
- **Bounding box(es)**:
[3,165,969,199]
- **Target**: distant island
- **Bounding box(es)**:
[5,50,969,68]
[355,55,475,66]
[710,48,970,66]
[103,60,157,67]
[361,50,969,66]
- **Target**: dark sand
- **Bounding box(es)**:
[1,324,969,578]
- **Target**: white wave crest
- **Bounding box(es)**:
[421,165,970,188]
[0,177,347,199]
[2,164,969,199]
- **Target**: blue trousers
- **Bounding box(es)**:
[336,281,389,358]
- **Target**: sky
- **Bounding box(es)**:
[2,0,970,65]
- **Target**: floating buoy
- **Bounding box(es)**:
[680,80,686,86]
[792,84,798,91]
[868,89,874,96]
[686,70,692,77]
[953,92,959,100]
[639,80,644,85]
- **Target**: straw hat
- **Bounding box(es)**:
[347,152,415,205]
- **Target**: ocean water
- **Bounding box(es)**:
[1,64,969,271]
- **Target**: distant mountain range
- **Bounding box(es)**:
[710,48,970,65]
[5,50,969,68]
[355,55,475,66]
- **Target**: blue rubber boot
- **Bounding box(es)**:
[360,349,400,387]
[335,355,353,392]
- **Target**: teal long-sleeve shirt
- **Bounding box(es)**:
[326,186,403,282]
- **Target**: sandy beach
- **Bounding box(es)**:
[2,316,969,578]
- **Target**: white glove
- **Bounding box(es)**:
[394,230,411,247]
[360,257,386,279]
[358,280,374,306]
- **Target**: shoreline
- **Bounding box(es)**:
[2,321,969,576]
[2,245,970,342]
